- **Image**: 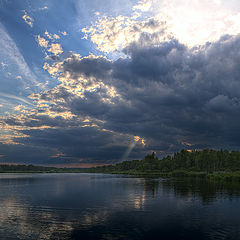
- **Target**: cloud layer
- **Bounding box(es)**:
[1,0,240,165]
[2,32,240,164]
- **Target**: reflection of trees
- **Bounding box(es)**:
[160,178,240,204]
[1,174,240,240]
[143,179,159,197]
[140,177,240,204]
[134,179,159,210]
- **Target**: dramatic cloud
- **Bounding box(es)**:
[84,0,240,51]
[82,13,170,54]
[158,0,240,46]
[1,0,240,165]
[2,32,240,164]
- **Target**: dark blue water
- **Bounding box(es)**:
[0,173,239,240]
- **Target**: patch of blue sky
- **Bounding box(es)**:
[0,0,140,112]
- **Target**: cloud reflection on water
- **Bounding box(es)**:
[0,174,239,239]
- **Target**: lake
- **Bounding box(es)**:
[0,173,239,240]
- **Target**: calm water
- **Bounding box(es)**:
[0,173,239,240]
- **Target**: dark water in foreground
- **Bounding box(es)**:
[0,174,240,240]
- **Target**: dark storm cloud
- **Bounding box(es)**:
[61,36,240,146]
[2,34,240,164]
[0,142,56,164]
[62,55,112,79]
[67,35,240,144]
[12,126,147,164]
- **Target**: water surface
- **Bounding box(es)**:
[0,173,239,240]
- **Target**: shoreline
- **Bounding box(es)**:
[0,170,239,182]
[83,170,240,182]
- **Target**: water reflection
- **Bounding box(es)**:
[0,174,239,240]
[160,178,240,204]
[143,179,159,197]
[133,179,159,209]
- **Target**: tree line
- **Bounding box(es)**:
[0,164,56,172]
[0,149,240,174]
[92,149,240,173]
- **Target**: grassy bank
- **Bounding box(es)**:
[1,147,240,183]
[1,168,240,182]
[90,169,240,182]
[207,172,240,182]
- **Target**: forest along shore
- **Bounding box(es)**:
[86,149,240,182]
[0,149,240,182]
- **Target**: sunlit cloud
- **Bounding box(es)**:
[157,0,240,47]
[132,0,240,47]
[13,105,25,112]
[22,13,34,27]
[82,15,169,54]
[44,31,61,40]
[0,124,28,145]
[44,31,53,39]
[47,43,63,55]
[16,75,22,80]
[41,54,120,102]
[134,136,145,146]
[53,34,60,39]
[132,0,152,12]
[83,0,240,52]
[38,6,48,11]
[1,0,240,164]
[37,35,49,48]
[181,142,193,147]
[61,31,68,36]
[50,152,65,158]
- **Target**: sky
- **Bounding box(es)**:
[1,0,240,167]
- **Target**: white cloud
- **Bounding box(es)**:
[36,32,64,57]
[157,0,240,47]
[44,31,53,39]
[0,92,33,105]
[61,31,68,36]
[41,54,120,103]
[48,43,63,55]
[0,23,38,86]
[37,35,48,48]
[44,31,61,40]
[53,34,60,39]
[132,0,152,12]
[82,16,169,54]
[82,0,240,51]
[22,13,34,27]
[0,62,7,68]
[39,6,48,11]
